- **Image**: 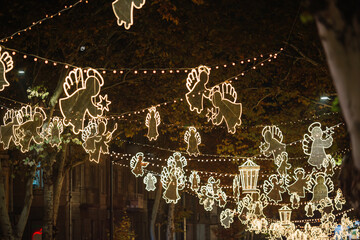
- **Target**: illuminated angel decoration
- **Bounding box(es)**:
[197,177,224,211]
[207,82,242,134]
[334,188,346,210]
[252,192,268,217]
[184,126,201,156]
[189,170,200,192]
[232,175,241,200]
[45,117,63,147]
[303,122,334,168]
[240,196,257,224]
[59,68,109,134]
[185,65,210,114]
[112,0,145,29]
[0,47,13,91]
[275,152,291,179]
[318,197,334,221]
[198,186,214,211]
[323,155,336,176]
[130,152,149,177]
[218,189,227,208]
[145,106,160,141]
[305,202,315,217]
[0,109,21,149]
[161,152,186,204]
[82,119,117,163]
[143,173,157,191]
[307,172,334,202]
[259,125,286,161]
[263,174,286,203]
[286,168,312,208]
[220,209,234,229]
[14,106,46,153]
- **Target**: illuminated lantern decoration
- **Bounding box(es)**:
[238,159,260,193]
[278,205,292,226]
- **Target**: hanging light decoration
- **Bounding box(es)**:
[238,159,260,193]
[278,205,292,226]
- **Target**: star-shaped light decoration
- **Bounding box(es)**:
[97,94,111,112]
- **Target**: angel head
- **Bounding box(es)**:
[294,168,305,179]
[316,175,325,184]
[172,152,187,169]
[197,65,210,83]
[308,122,323,139]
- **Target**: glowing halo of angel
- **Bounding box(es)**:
[185,65,210,114]
[302,122,334,168]
[145,106,160,141]
[189,170,201,192]
[45,117,63,147]
[259,125,286,161]
[220,209,234,229]
[112,0,146,30]
[263,174,286,203]
[306,172,334,203]
[207,82,242,134]
[0,47,13,91]
[184,126,201,156]
[59,68,109,135]
[0,109,22,149]
[13,106,47,153]
[143,172,157,191]
[130,152,149,177]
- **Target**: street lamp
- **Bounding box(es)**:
[238,159,260,193]
[278,205,292,226]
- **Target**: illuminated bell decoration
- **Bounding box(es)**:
[238,159,260,193]
[278,205,292,226]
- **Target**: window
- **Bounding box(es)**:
[33,163,43,189]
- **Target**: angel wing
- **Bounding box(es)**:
[271,126,283,143]
[263,180,273,195]
[186,68,200,92]
[325,178,334,193]
[302,133,313,156]
[130,155,137,169]
[179,155,187,168]
[160,167,170,188]
[221,82,237,103]
[154,111,160,126]
[63,68,85,96]
[145,112,151,128]
[184,130,190,144]
[306,177,316,192]
[195,132,201,145]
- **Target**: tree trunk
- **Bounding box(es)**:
[166,203,175,240]
[0,161,14,239]
[43,167,54,240]
[14,166,36,239]
[314,0,360,169]
[53,144,68,228]
[150,183,162,240]
[0,160,36,240]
